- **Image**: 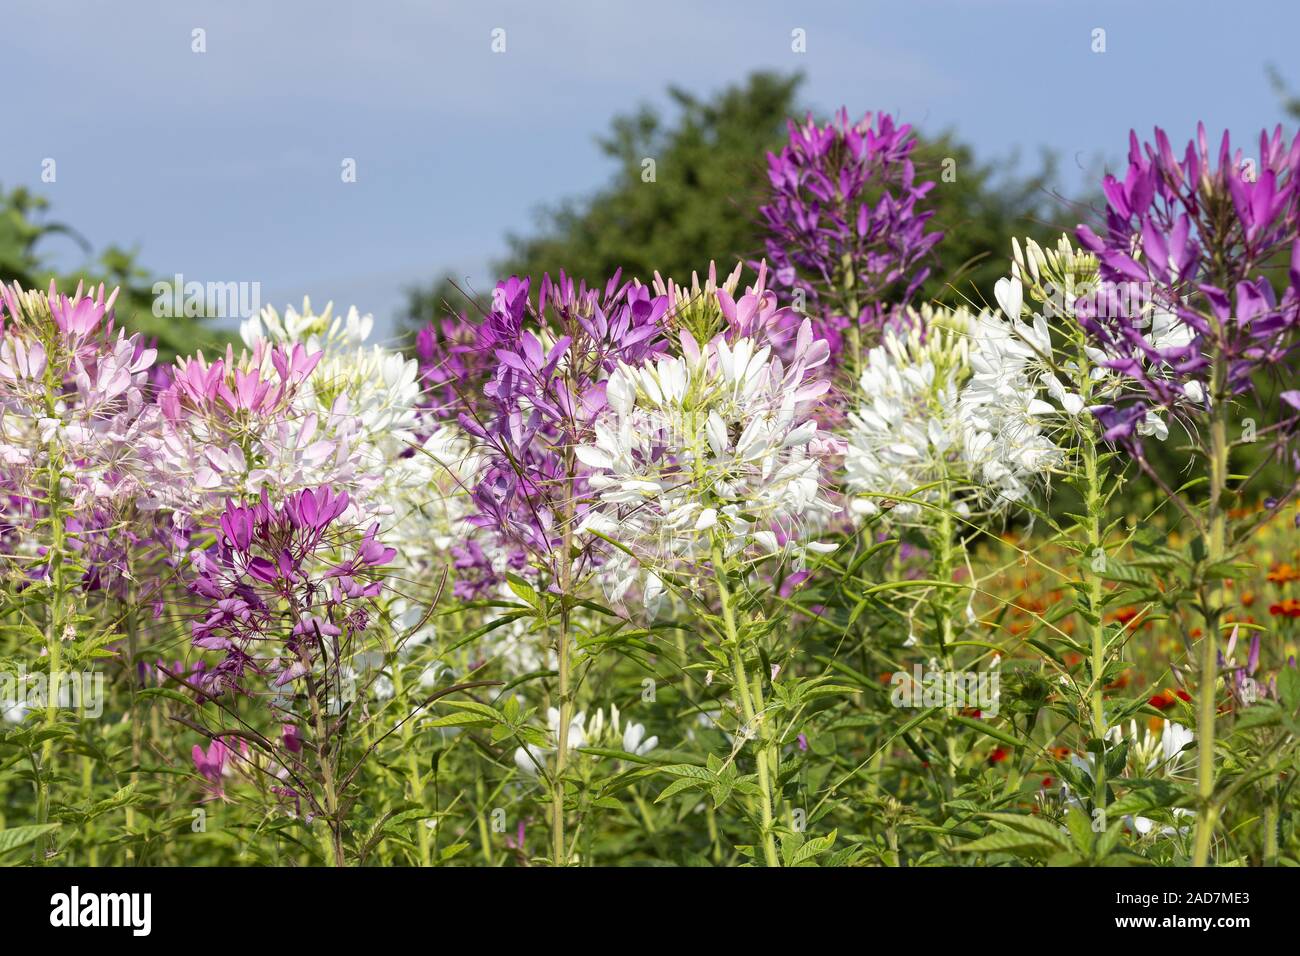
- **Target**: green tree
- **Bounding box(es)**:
[500,71,802,289]
[1268,64,1300,120]
[401,71,1063,335]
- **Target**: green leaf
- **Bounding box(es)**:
[576,747,657,765]
[948,715,1031,750]
[978,812,1071,850]
[956,831,1057,856]
[0,823,60,856]
[791,829,837,865]
[654,776,707,804]
[1279,667,1300,713]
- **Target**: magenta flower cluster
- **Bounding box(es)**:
[759,108,943,356]
[1077,125,1300,443]
[451,271,670,598]
[189,486,394,697]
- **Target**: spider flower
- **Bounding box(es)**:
[455,271,671,596]
[576,319,839,616]
[188,487,393,697]
[148,332,373,531]
[842,306,1061,522]
[1003,234,1201,442]
[0,280,169,589]
[242,299,480,571]
[760,109,943,358]
[1076,125,1300,445]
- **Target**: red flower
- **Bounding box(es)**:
[1269,598,1300,618]
[1148,688,1191,710]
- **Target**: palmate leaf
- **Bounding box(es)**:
[655,775,708,803]
[0,823,60,856]
[653,762,716,804]
[789,829,838,866]
[977,812,1072,851]
[425,699,506,730]
[955,830,1059,857]
[1097,561,1162,588]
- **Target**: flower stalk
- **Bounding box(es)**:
[713,543,780,867]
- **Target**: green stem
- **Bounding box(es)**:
[390,647,431,866]
[714,544,780,867]
[38,353,69,858]
[551,464,576,867]
[1192,371,1229,867]
[125,598,141,864]
[301,648,344,867]
[475,777,494,865]
[1263,797,1279,867]
[1082,433,1108,814]
[934,490,960,795]
[841,252,863,384]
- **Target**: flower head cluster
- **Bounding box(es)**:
[0,280,167,590]
[454,271,670,597]
[760,109,943,357]
[576,319,839,615]
[1005,234,1195,443]
[241,299,479,571]
[1076,125,1300,444]
[147,333,370,530]
[188,486,394,697]
[843,306,1061,522]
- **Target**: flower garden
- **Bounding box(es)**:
[2,111,1299,869]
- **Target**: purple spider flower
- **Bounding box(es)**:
[454,270,671,594]
[1076,124,1300,446]
[187,487,389,698]
[759,108,943,366]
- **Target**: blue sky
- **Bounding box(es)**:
[5,0,1298,339]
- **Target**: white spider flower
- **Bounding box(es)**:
[622,722,659,756]
[844,305,1062,522]
[1105,718,1195,776]
[1007,235,1203,441]
[576,319,839,616]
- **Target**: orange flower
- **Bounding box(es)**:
[1267,563,1300,585]
[1110,606,1149,632]
[1104,671,1131,690]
